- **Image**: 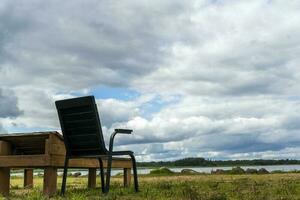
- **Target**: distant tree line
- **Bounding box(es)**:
[137,157,300,167]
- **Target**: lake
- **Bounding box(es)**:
[11,164,300,177]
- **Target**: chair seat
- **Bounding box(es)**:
[70,154,132,160]
[111,151,134,156]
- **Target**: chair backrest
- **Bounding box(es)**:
[55,96,108,156]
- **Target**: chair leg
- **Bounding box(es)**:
[98,158,105,193]
[61,156,69,196]
[129,153,139,192]
[105,155,112,193]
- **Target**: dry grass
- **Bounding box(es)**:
[1,173,300,200]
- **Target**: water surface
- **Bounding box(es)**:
[11,164,300,177]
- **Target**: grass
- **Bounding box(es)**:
[2,173,300,200]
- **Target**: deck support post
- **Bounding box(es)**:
[88,168,97,188]
[43,167,57,196]
[0,141,11,197]
[0,168,10,197]
[24,169,34,188]
[123,168,131,187]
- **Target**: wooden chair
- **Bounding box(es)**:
[55,96,139,194]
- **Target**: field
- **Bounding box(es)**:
[2,173,300,200]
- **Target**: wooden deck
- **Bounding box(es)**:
[0,132,133,196]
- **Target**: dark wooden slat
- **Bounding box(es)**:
[68,133,97,138]
[64,118,96,125]
[67,128,98,135]
[64,110,93,117]
[61,106,92,115]
[70,141,100,149]
[63,119,96,129]
[68,136,98,144]
[64,123,98,129]
[63,112,95,121]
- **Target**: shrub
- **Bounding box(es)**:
[258,168,269,174]
[245,168,258,174]
[230,167,245,174]
[150,167,174,175]
[211,169,226,174]
[181,169,199,174]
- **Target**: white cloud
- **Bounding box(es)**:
[96,99,140,127]
[108,96,300,160]
[133,1,300,97]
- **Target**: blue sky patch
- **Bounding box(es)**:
[91,86,140,100]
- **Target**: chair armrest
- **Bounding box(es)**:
[115,129,133,134]
[109,129,133,153]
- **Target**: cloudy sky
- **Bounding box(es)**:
[1,0,300,161]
